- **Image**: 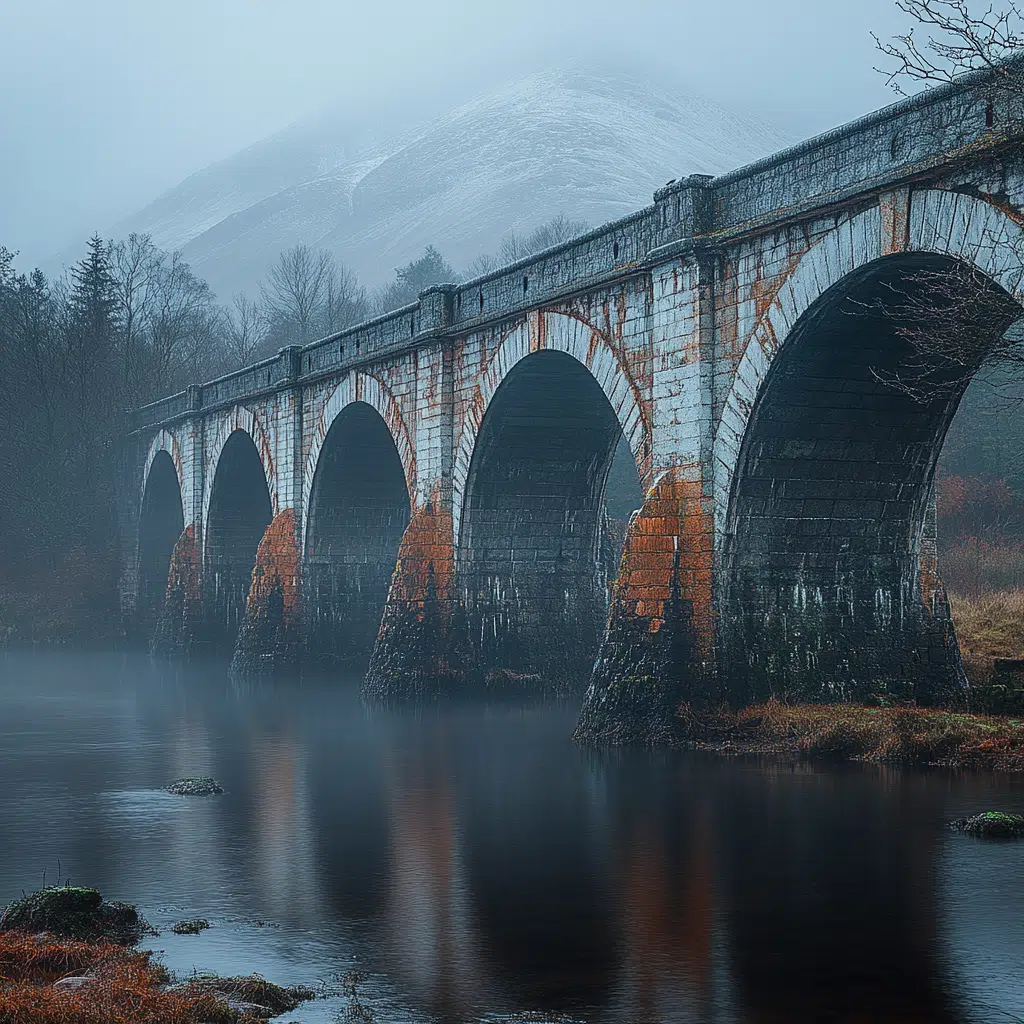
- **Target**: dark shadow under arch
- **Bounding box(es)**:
[459,349,643,690]
[206,429,273,657]
[722,252,1020,705]
[305,401,411,666]
[137,450,184,641]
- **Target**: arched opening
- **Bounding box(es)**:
[206,429,273,656]
[137,450,184,640]
[305,402,411,665]
[459,350,643,690]
[723,253,1020,705]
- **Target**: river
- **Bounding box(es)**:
[1,650,1022,1023]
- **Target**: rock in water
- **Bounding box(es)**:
[166,776,224,796]
[171,918,210,934]
[949,811,1024,838]
[0,886,145,944]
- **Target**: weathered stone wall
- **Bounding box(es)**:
[126,64,1024,741]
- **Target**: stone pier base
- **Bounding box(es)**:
[363,502,468,701]
[575,469,716,745]
[150,525,203,659]
[230,510,303,679]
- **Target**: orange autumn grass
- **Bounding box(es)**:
[678,700,1024,771]
[0,931,259,1024]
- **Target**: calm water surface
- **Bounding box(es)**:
[1,650,1023,1023]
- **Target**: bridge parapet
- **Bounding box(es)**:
[132,390,189,431]
[711,62,1024,235]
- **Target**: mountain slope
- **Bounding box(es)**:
[109,68,790,297]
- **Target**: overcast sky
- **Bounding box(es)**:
[0,0,913,267]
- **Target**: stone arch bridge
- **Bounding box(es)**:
[123,69,1024,742]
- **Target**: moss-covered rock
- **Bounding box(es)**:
[949,810,1024,838]
[166,776,224,796]
[0,885,146,944]
[171,917,210,935]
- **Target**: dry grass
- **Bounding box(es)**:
[0,931,268,1024]
[949,588,1024,673]
[940,542,1024,595]
[683,699,1024,771]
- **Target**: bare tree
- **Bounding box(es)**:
[145,250,219,394]
[323,262,368,335]
[261,244,337,345]
[465,215,591,279]
[875,0,1024,96]
[869,1,1024,401]
[109,233,160,402]
[224,292,266,368]
[524,213,590,251]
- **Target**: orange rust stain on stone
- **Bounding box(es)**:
[611,466,713,655]
[750,248,804,327]
[880,190,911,255]
[386,495,455,617]
[165,523,200,609]
[246,509,300,622]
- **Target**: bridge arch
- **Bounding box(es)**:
[455,311,647,689]
[715,191,1024,536]
[141,429,189,516]
[302,372,415,542]
[453,310,649,544]
[202,405,278,550]
[717,190,1024,704]
[303,378,413,665]
[203,418,275,656]
[137,436,186,636]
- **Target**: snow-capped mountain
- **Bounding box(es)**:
[108,68,790,297]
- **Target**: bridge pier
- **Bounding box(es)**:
[364,497,468,701]
[575,466,717,744]
[149,523,203,659]
[229,508,304,678]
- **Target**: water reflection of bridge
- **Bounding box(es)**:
[287,710,960,1023]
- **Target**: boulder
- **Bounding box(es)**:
[166,777,224,796]
[0,886,145,944]
[949,811,1024,838]
[172,918,210,935]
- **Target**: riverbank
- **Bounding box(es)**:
[680,700,1024,770]
[0,929,314,1023]
[0,887,314,1023]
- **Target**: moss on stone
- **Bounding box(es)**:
[949,810,1024,838]
[0,885,146,944]
[171,918,210,935]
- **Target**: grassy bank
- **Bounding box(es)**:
[0,930,314,1023]
[681,700,1024,770]
[0,886,314,1023]
[949,589,1024,682]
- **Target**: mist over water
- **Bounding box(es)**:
[1,650,1022,1022]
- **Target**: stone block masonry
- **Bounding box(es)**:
[126,63,1024,742]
